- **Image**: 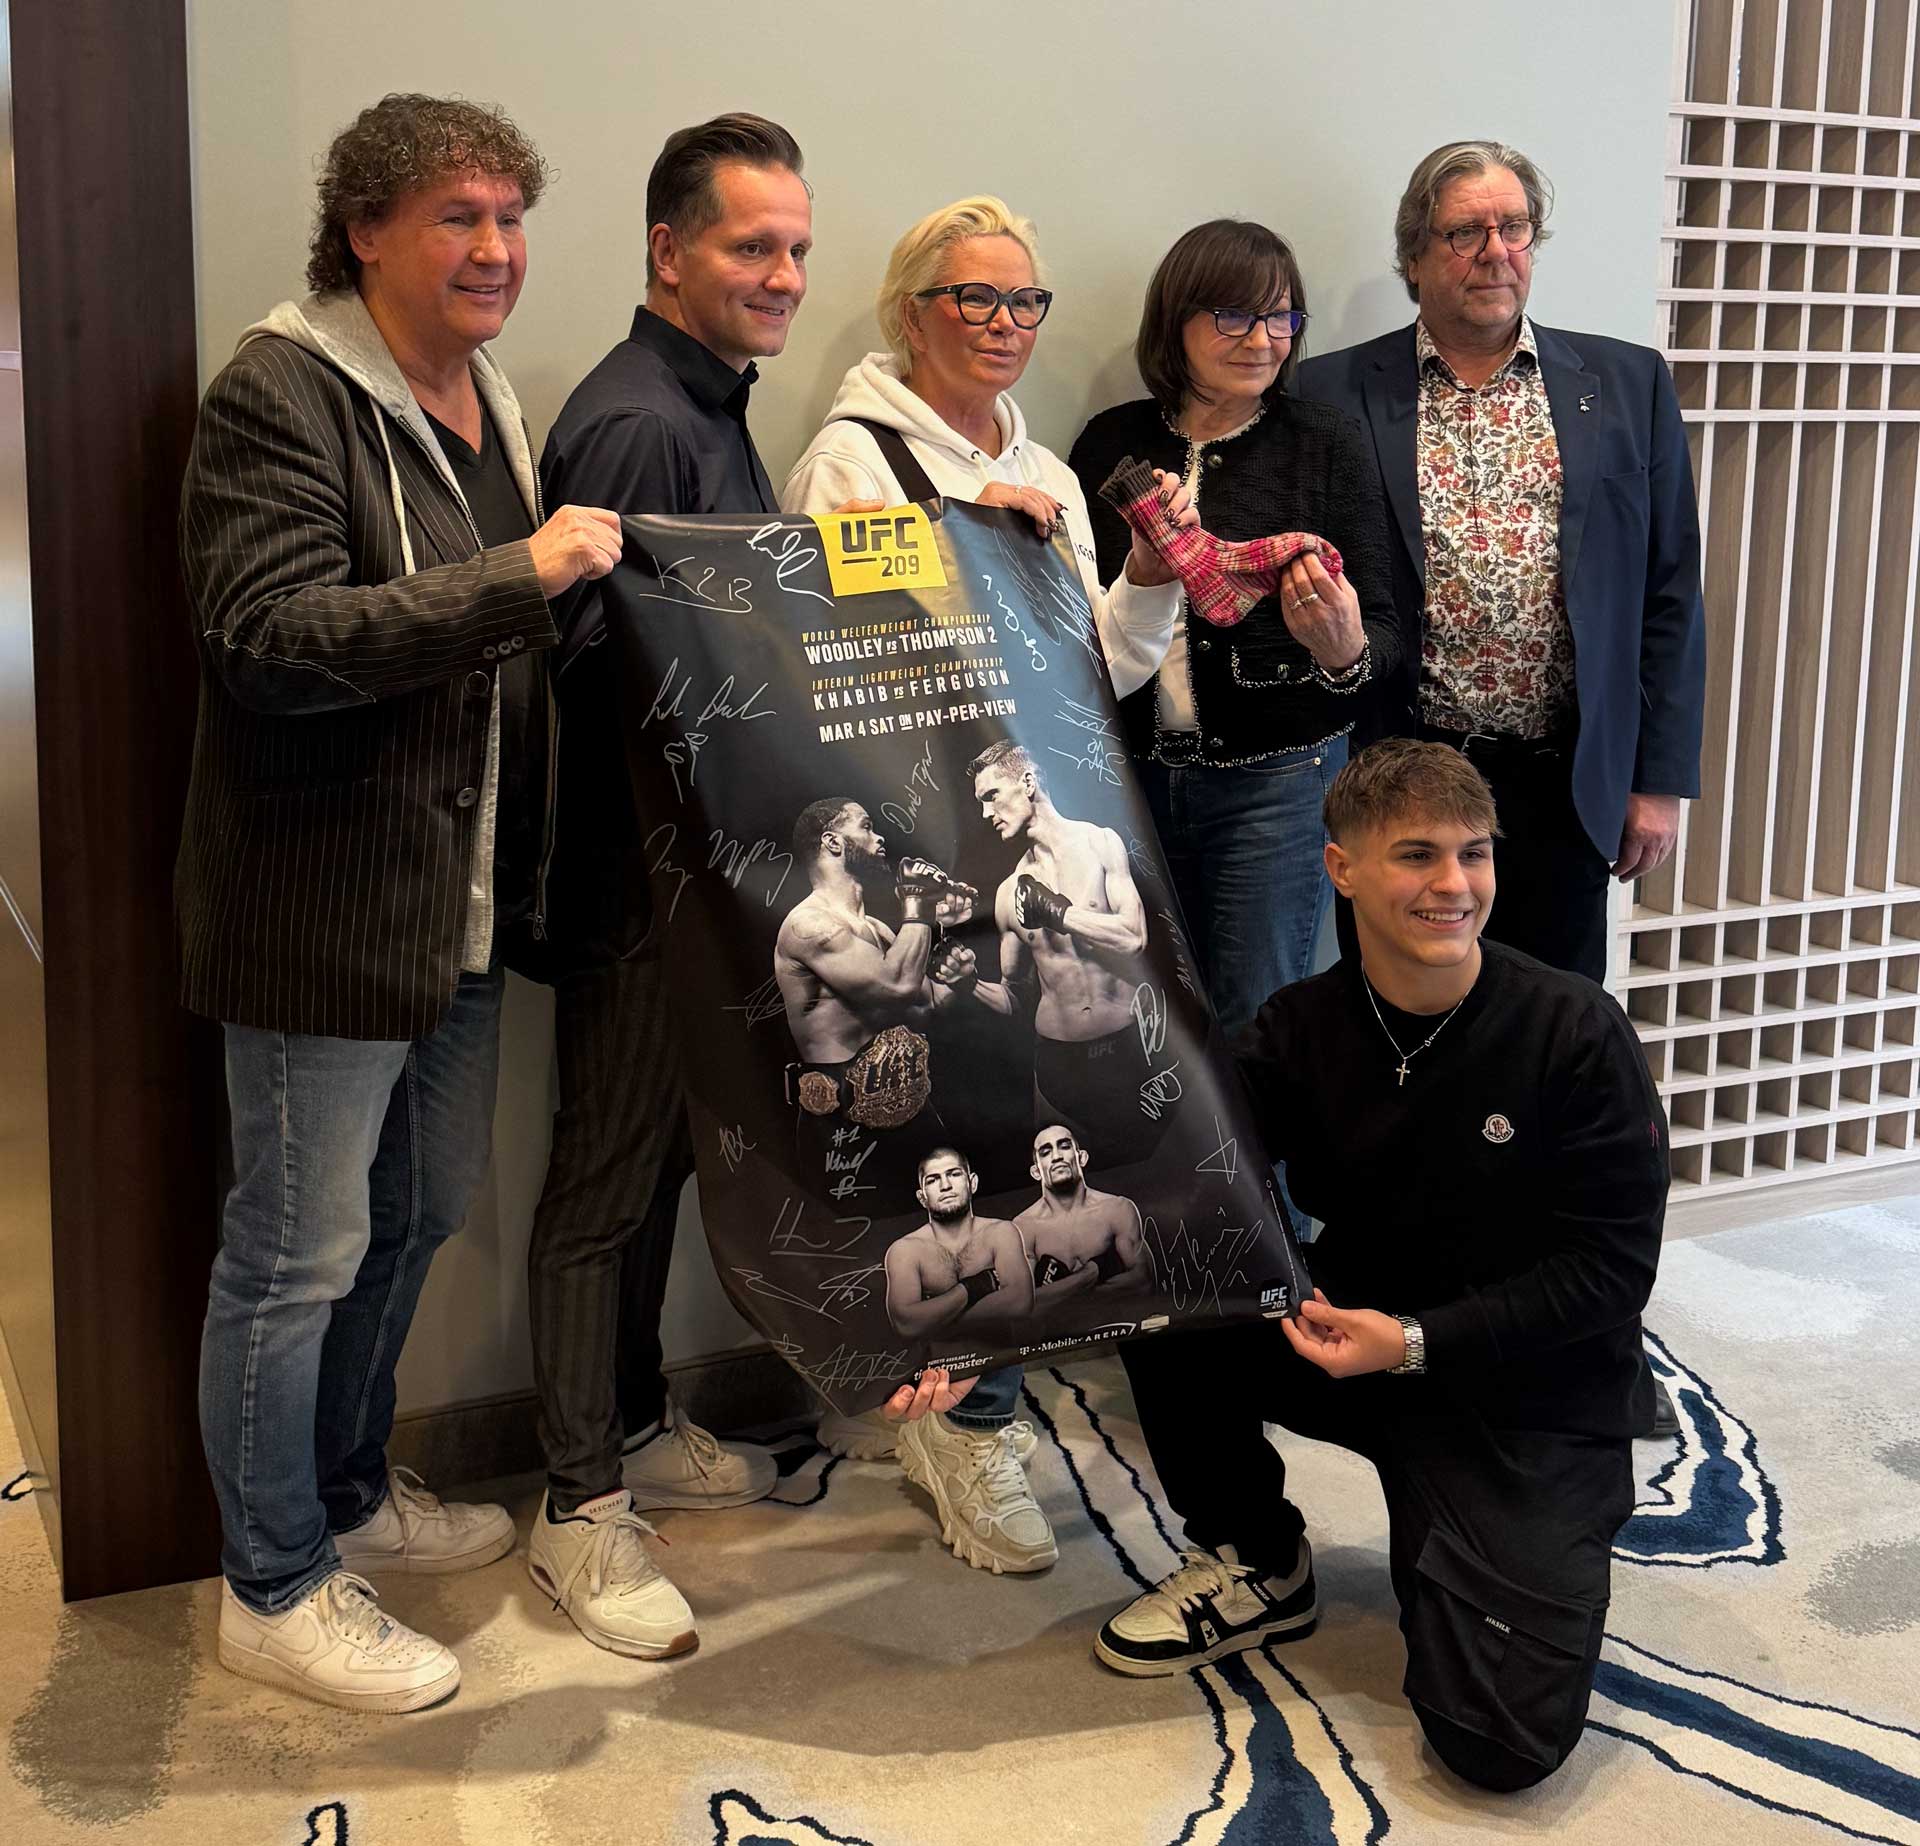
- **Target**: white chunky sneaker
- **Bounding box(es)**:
[896,1413,1057,1575]
[332,1467,516,1576]
[621,1405,777,1511]
[1094,1541,1318,1677]
[527,1489,697,1659]
[819,1409,1040,1466]
[217,1571,461,1713]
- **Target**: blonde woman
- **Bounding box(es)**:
[783,195,1191,699]
[783,198,1192,1575]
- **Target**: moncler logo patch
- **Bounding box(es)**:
[1482,1113,1515,1144]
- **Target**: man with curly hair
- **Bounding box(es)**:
[178,93,625,1713]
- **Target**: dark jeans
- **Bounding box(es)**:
[201,969,505,1613]
[527,950,691,1512]
[1122,1321,1633,1793]
[1139,736,1348,1038]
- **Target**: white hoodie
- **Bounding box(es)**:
[239,291,540,972]
[781,353,1177,699]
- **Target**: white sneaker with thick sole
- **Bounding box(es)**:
[332,1467,516,1576]
[217,1571,461,1713]
[622,1405,777,1511]
[896,1413,1057,1575]
[819,1408,1040,1466]
[527,1489,698,1659]
[1094,1541,1318,1676]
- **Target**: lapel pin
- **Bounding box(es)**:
[1578,393,1594,413]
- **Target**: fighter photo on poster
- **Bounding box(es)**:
[598,498,1308,1412]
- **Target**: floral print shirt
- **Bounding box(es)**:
[1415,317,1575,739]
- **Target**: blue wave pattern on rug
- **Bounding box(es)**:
[697,1313,1909,1846]
[1590,1637,1920,1845]
[1617,1330,1785,1568]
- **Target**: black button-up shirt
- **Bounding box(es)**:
[538,307,779,964]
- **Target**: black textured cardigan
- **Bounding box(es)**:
[1068,393,1404,766]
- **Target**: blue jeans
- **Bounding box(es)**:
[1141,737,1347,1233]
[1139,736,1347,1038]
[949,1365,1022,1431]
[199,970,504,1613]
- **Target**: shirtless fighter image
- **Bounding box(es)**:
[883,1145,1036,1349]
[966,740,1160,1163]
[1014,1122,1151,1326]
[774,797,982,1202]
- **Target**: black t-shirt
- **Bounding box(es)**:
[423,406,540,922]
[1233,939,1669,1437]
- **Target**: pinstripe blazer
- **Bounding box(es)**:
[175,301,558,1039]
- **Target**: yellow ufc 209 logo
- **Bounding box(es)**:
[809,504,949,598]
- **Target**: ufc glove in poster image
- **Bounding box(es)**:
[599,499,1308,1412]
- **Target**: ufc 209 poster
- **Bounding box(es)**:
[601,499,1308,1413]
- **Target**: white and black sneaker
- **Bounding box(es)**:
[1094,1541,1317,1676]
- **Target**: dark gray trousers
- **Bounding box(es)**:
[527,950,694,1513]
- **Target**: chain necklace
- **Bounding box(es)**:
[1363,978,1468,1087]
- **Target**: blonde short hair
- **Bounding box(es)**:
[875,195,1044,372]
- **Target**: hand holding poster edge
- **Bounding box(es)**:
[600,497,1310,1413]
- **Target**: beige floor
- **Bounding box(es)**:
[2,1198,1918,1844]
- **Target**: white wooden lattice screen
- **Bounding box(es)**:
[1629,0,1920,1200]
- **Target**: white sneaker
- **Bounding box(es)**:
[819,1409,1040,1466]
[332,1467,516,1576]
[217,1572,460,1713]
[527,1489,698,1659]
[622,1405,777,1511]
[896,1413,1058,1575]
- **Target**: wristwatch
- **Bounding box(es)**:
[1390,1315,1426,1375]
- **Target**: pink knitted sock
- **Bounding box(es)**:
[1098,456,1344,628]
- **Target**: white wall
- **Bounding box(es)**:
[185,0,1677,1412]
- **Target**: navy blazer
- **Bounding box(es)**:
[1295,322,1706,863]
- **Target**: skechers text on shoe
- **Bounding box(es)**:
[527,1488,698,1659]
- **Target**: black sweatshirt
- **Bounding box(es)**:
[1234,940,1668,1437]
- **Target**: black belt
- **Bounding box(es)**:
[1420,722,1571,763]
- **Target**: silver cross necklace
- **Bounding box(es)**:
[1363,978,1468,1087]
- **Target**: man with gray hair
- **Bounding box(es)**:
[1298,139,1706,987]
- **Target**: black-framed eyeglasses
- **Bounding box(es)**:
[1207,307,1308,340]
[916,282,1054,328]
[1433,217,1540,259]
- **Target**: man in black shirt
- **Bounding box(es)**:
[1095,739,1668,1795]
[525,115,813,1662]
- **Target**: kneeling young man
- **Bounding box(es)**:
[1097,739,1668,1795]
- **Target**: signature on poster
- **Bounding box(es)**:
[748,519,835,608]
[719,1124,757,1173]
[1053,695,1123,741]
[1144,1214,1261,1315]
[664,730,708,801]
[1140,1062,1184,1119]
[643,823,693,924]
[1195,1115,1239,1185]
[643,656,777,731]
[1133,982,1170,1061]
[1049,737,1124,787]
[879,741,942,835]
[708,830,796,908]
[726,975,785,1028]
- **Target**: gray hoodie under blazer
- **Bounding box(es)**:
[174,290,557,1039]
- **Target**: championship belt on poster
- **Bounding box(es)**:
[600,499,1309,1413]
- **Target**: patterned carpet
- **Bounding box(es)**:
[2,1198,1918,1844]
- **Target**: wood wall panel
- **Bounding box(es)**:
[8,0,221,1597]
[1634,0,1920,1202]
